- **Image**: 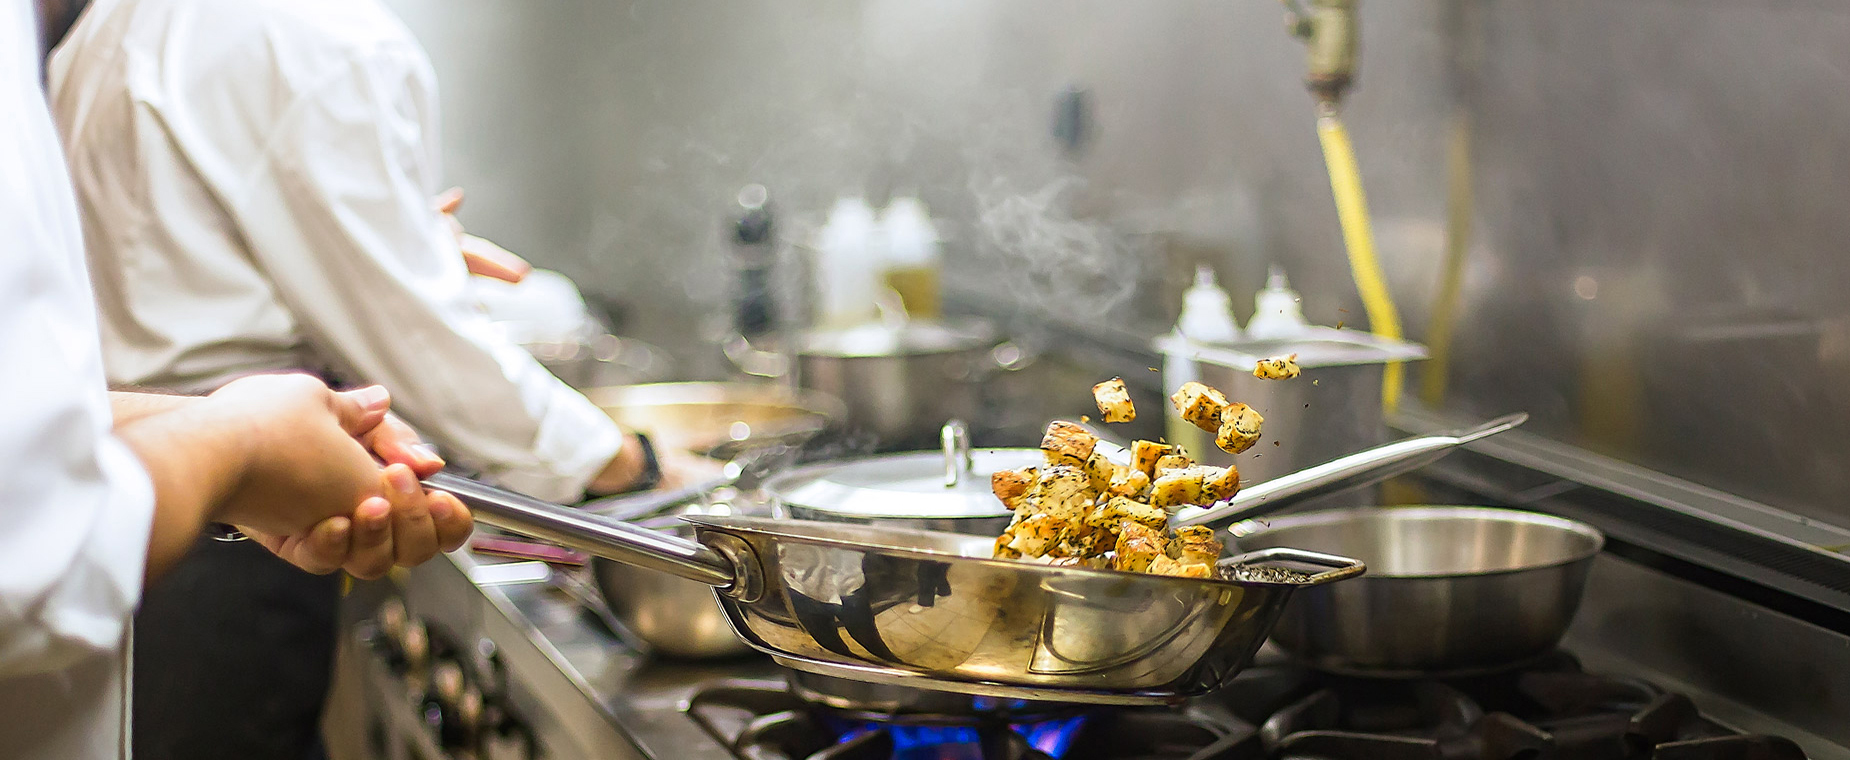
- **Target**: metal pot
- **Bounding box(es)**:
[592,516,754,659]
[585,381,843,462]
[727,319,1025,451]
[1229,506,1604,676]
[766,420,1025,535]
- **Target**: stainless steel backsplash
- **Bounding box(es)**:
[386,0,1850,527]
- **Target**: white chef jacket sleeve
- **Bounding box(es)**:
[226,44,622,503]
[0,48,155,677]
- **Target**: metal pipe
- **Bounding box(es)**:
[1281,0,1359,106]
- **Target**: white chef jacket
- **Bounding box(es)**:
[0,1,157,757]
[48,0,623,502]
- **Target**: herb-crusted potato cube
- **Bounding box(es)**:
[1130,440,1172,478]
[993,532,1023,560]
[1171,382,1231,433]
[1149,469,1206,510]
[1092,377,1136,423]
[1215,403,1263,454]
[1086,496,1168,532]
[1083,452,1120,493]
[1171,525,1224,566]
[991,467,1037,510]
[1200,464,1240,503]
[1154,453,1194,476]
[1107,468,1152,499]
[1006,513,1066,557]
[1041,420,1099,465]
[1113,521,1169,573]
[1253,354,1301,380]
[1148,555,1214,579]
[1054,525,1110,559]
[1028,465,1094,522]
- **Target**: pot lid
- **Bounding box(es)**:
[765,421,1030,519]
[798,319,994,358]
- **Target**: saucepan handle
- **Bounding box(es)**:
[1176,412,1529,529]
[424,472,740,591]
[1220,547,1367,585]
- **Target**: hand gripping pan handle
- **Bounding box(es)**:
[425,472,740,590]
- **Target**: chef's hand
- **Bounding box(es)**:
[436,187,533,284]
[248,464,472,578]
[205,379,470,576]
[202,375,394,535]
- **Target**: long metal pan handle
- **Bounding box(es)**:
[424,472,738,589]
[1219,548,1366,585]
[1176,412,1528,529]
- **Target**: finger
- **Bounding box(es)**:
[460,235,532,284]
[427,490,474,553]
[344,497,396,580]
[365,414,445,476]
[243,525,288,555]
[434,187,464,214]
[385,464,439,566]
[278,517,351,575]
[331,385,392,436]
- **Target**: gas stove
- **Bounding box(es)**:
[675,650,1805,760]
[341,550,1843,760]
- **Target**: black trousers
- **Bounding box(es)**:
[133,535,340,760]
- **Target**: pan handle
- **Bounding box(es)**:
[1175,413,1528,529]
[1219,548,1367,585]
[425,472,741,591]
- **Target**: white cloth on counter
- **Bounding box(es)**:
[0,2,156,756]
[48,0,623,501]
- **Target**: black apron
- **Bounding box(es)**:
[132,531,340,760]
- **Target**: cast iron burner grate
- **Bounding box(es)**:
[683,679,1261,760]
[681,654,1808,760]
[1217,651,1808,760]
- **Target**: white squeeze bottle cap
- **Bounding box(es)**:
[1244,264,1311,340]
[1175,265,1241,344]
[881,195,940,268]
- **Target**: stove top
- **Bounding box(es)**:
[359,552,1842,760]
[679,651,1807,760]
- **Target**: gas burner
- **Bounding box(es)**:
[684,678,1259,760]
[1225,651,1808,760]
[680,654,1807,760]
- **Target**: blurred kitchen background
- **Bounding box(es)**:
[385,0,1850,528]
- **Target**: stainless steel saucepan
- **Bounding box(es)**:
[1230,505,1605,676]
[424,413,1525,703]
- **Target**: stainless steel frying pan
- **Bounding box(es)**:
[424,413,1523,704]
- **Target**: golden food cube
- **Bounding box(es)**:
[1215,403,1264,454]
[1170,381,1230,433]
[1040,420,1099,464]
[1130,440,1173,478]
[1253,354,1301,380]
[1092,377,1136,423]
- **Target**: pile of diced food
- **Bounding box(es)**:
[990,371,1291,578]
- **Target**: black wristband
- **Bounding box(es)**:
[207,523,249,542]
[625,431,663,493]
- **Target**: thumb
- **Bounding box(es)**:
[435,187,464,214]
[331,385,392,436]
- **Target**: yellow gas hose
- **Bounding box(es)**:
[1316,112,1405,414]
